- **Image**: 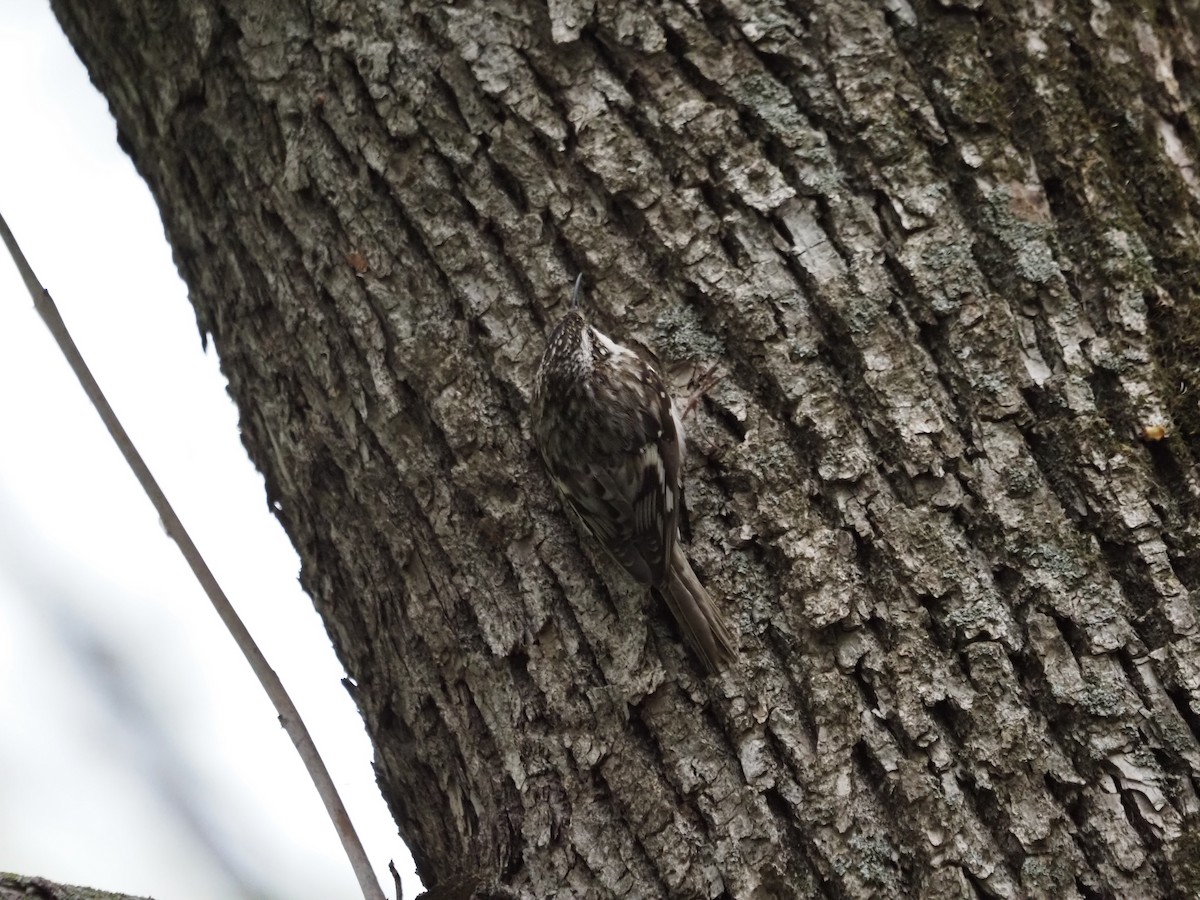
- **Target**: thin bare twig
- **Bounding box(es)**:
[0,211,387,900]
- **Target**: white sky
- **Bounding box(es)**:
[0,3,420,898]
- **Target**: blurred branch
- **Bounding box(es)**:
[0,211,388,900]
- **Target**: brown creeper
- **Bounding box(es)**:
[531,275,737,673]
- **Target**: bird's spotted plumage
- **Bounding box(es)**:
[531,277,736,672]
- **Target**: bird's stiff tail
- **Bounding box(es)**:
[664,543,737,673]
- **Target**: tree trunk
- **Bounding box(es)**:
[49,0,1200,897]
[0,873,149,900]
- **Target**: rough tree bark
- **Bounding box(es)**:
[0,873,148,900]
[47,0,1200,897]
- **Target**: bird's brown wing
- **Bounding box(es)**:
[548,384,681,588]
